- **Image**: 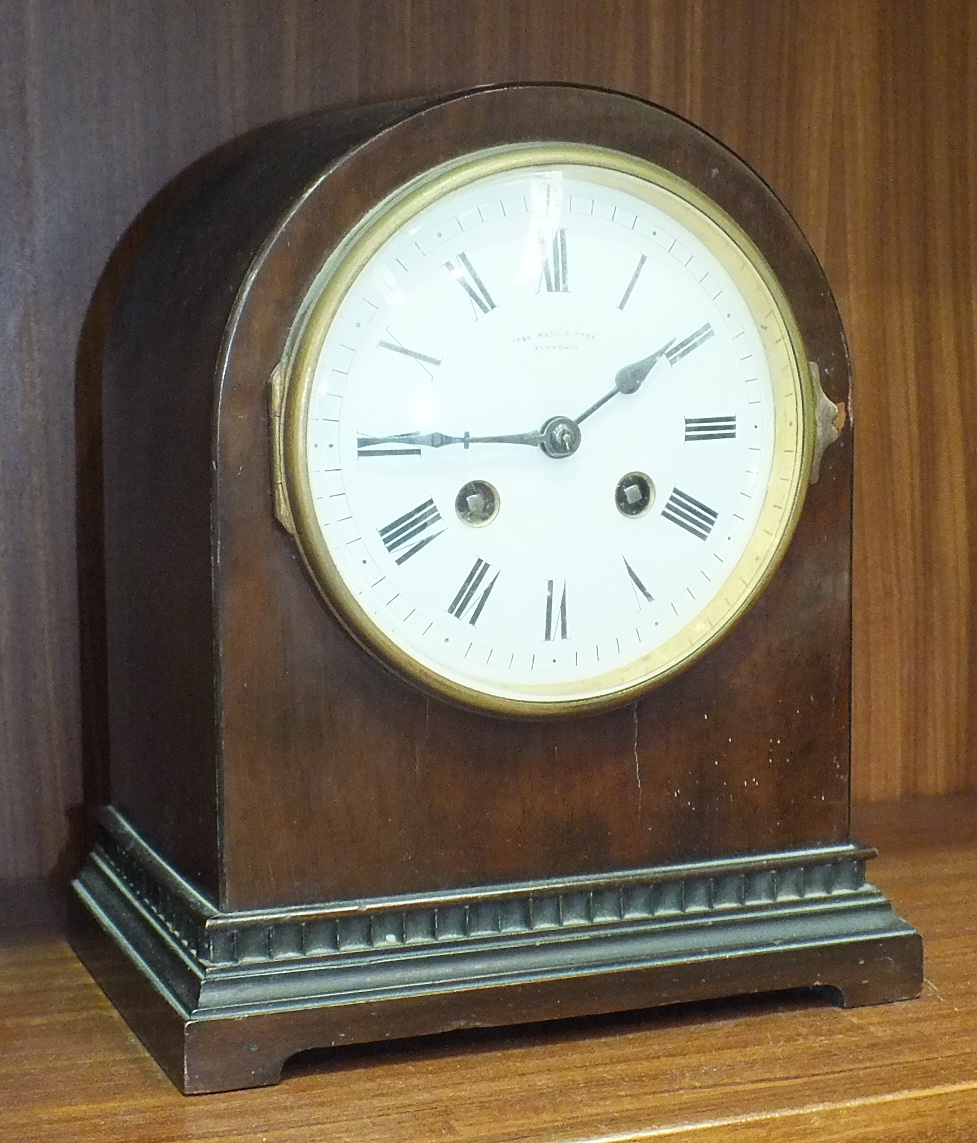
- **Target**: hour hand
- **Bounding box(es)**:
[613,339,678,395]
[575,338,677,424]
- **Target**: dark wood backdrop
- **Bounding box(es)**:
[2,0,975,882]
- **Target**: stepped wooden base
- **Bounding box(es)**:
[69,811,922,1094]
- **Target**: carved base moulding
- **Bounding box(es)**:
[69,809,922,1094]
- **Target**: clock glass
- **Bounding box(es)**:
[278,144,814,715]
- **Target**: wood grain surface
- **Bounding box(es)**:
[2,0,976,881]
[1,797,973,1140]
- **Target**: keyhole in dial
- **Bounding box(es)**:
[455,480,499,527]
[616,472,655,517]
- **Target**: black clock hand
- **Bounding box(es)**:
[361,338,679,459]
[360,417,583,460]
[574,338,677,425]
[358,429,544,450]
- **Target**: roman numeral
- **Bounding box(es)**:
[539,228,568,293]
[685,415,737,441]
[448,558,499,625]
[377,337,442,378]
[544,579,568,641]
[445,253,496,315]
[358,434,422,458]
[666,322,715,366]
[661,488,719,541]
[617,253,647,311]
[623,557,654,605]
[378,499,444,564]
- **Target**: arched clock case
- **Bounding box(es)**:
[70,84,922,1094]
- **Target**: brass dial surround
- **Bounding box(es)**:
[272,143,815,717]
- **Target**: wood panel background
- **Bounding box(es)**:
[2,0,975,881]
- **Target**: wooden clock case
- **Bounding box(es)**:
[70,84,922,1094]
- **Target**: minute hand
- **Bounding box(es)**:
[357,429,543,450]
[575,338,677,425]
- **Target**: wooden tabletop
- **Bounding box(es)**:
[3,797,976,1142]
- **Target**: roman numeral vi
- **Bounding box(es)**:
[544,579,568,641]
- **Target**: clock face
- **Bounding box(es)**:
[278,145,813,716]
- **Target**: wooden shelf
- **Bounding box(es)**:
[3,797,975,1142]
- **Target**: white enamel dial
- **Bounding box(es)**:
[278,145,813,716]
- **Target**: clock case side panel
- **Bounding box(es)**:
[214,84,855,909]
[99,99,428,902]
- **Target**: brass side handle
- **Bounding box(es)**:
[268,361,296,535]
[809,360,846,484]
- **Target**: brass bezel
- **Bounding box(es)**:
[276,143,815,718]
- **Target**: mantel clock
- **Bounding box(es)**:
[71,84,922,1094]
